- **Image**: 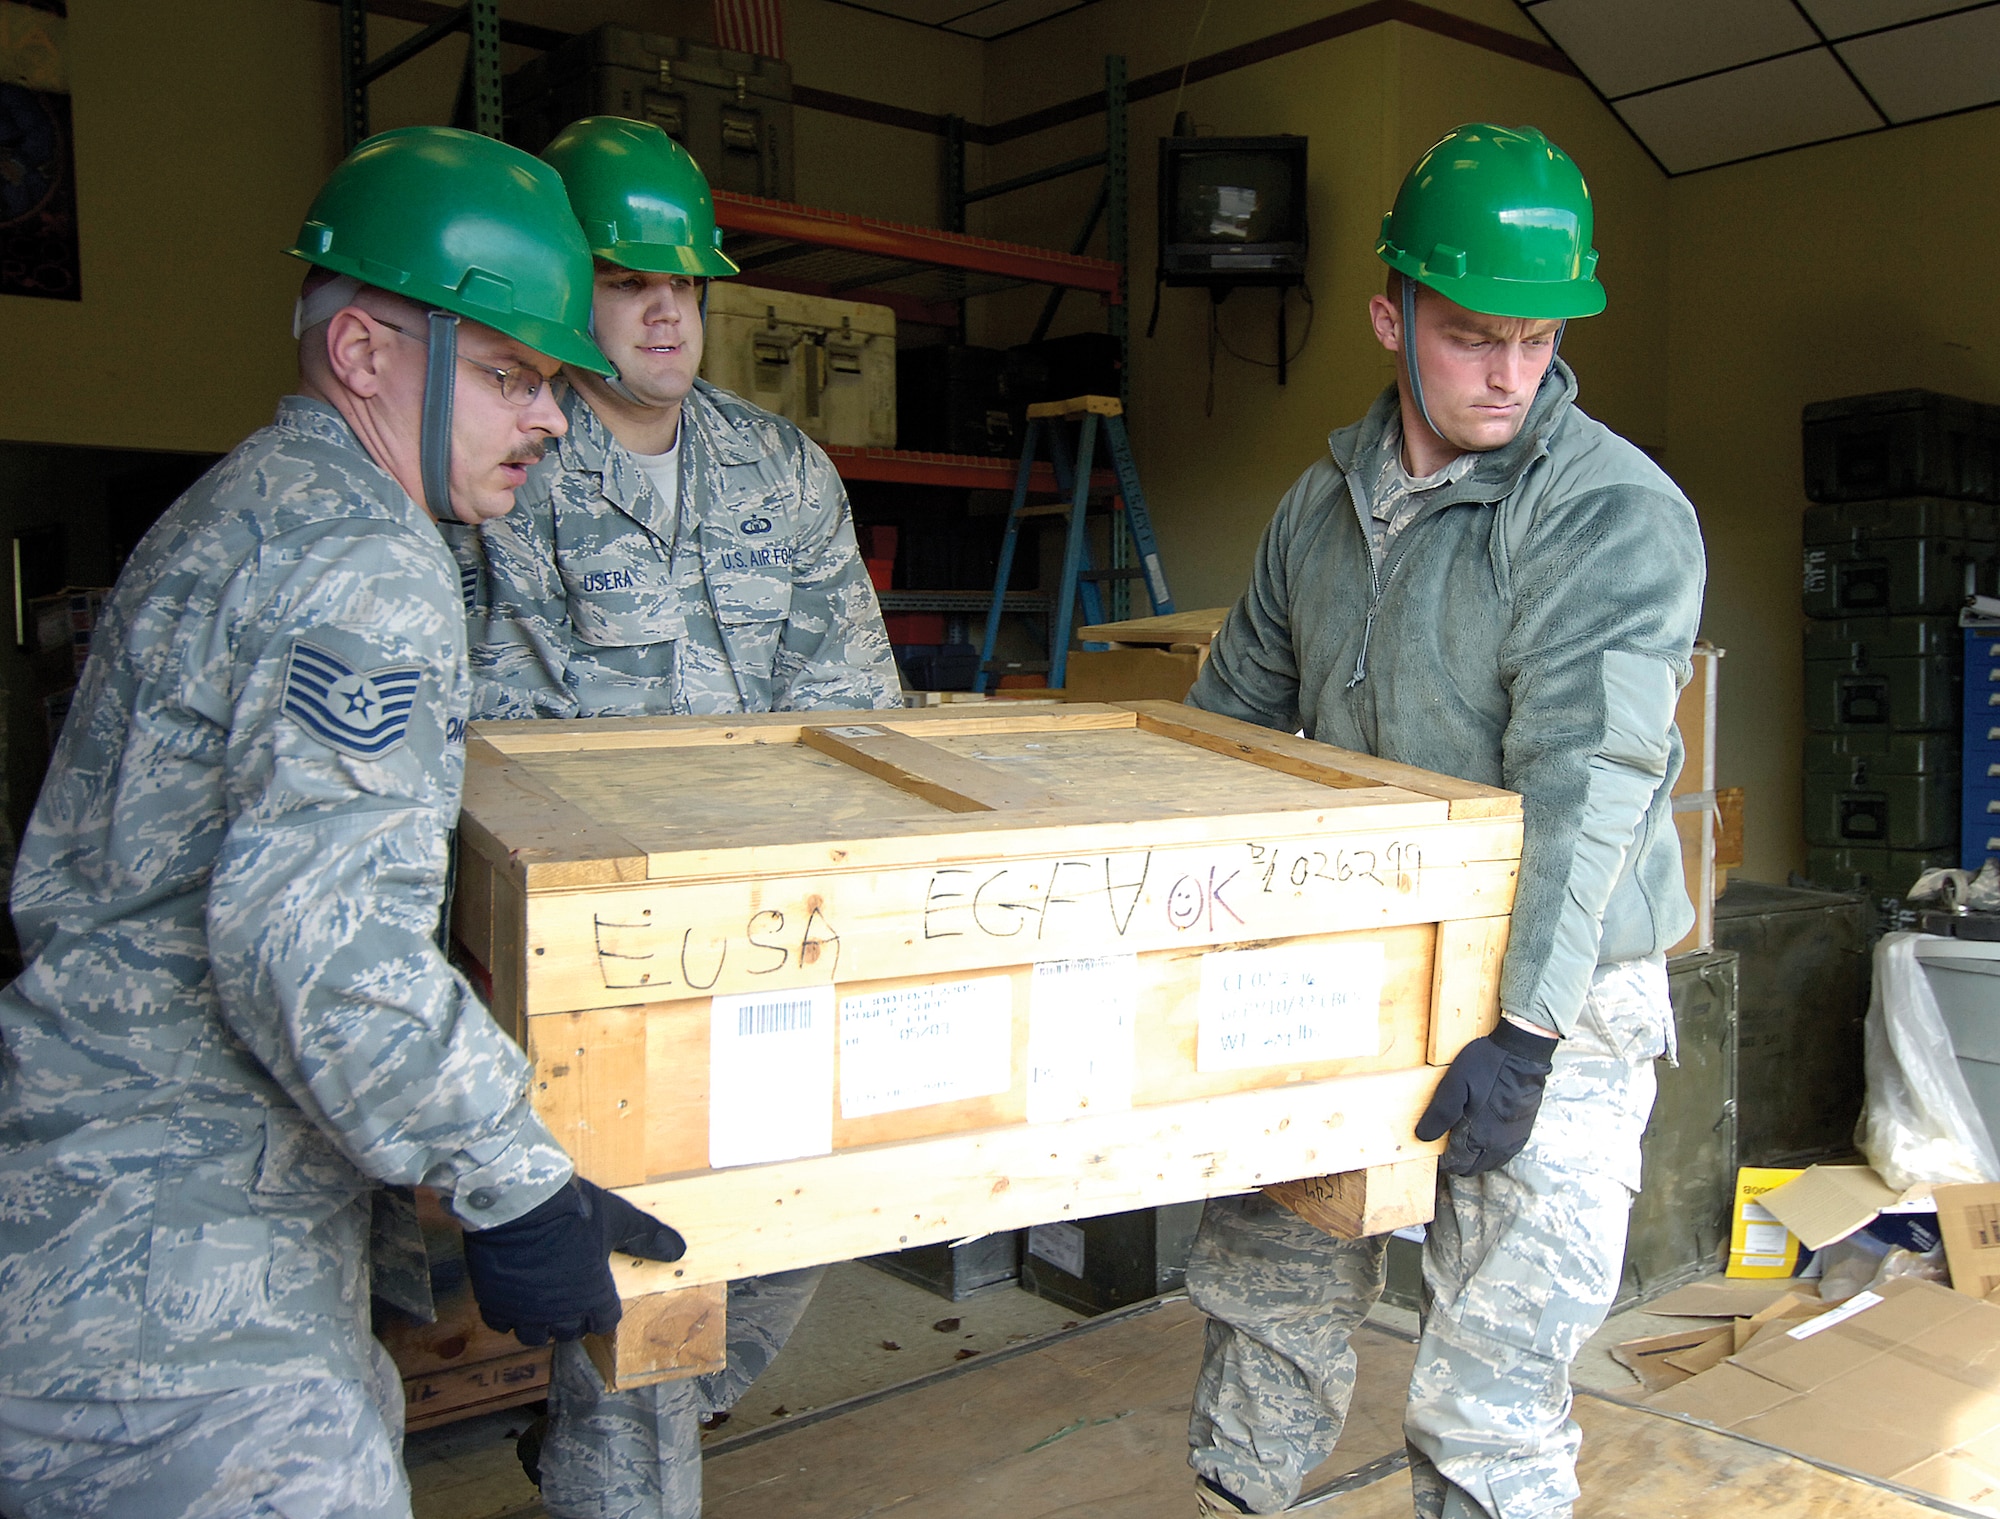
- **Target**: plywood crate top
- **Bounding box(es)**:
[462,701,1518,884]
[458,702,1521,1019]
[1076,609,1230,647]
[465,698,1515,857]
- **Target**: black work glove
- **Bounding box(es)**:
[462,1176,686,1346]
[1415,1019,1559,1177]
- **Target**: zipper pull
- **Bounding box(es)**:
[1346,605,1377,690]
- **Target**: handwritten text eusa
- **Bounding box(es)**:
[587,840,1423,990]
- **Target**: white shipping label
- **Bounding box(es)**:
[709,986,836,1169]
[1197,942,1386,1071]
[1787,1289,1882,1340]
[1028,1221,1087,1277]
[839,976,1014,1119]
[1026,955,1137,1124]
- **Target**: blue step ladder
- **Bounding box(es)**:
[974,396,1174,692]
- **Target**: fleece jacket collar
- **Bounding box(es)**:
[1327,358,1578,512]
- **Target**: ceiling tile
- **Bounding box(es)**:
[945,0,1094,38]
[823,0,979,25]
[1839,7,2000,121]
[1527,0,1816,97]
[1615,47,1883,172]
[1798,0,1987,41]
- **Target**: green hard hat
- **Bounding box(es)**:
[286,125,612,374]
[540,116,740,279]
[1376,123,1605,321]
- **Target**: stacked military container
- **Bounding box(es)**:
[1801,390,2000,927]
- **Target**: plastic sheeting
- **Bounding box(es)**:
[1856,933,2000,1191]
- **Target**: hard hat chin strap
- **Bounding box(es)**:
[1399,277,1568,454]
[420,309,459,522]
[1400,275,1442,446]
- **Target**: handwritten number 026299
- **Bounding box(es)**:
[1246,841,1422,894]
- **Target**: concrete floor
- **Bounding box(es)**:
[404,1252,1738,1519]
[405,1258,1082,1519]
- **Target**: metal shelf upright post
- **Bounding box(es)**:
[337,0,502,153]
[946,56,1132,615]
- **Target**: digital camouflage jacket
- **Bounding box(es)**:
[0,398,571,1400]
[453,379,898,718]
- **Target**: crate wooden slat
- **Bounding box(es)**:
[455,700,1522,1387]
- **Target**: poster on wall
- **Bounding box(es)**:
[0,0,79,302]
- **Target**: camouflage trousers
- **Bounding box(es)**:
[540,1266,825,1519]
[1187,956,1671,1518]
[0,1337,409,1518]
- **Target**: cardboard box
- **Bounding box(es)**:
[455,700,1526,1384]
[1648,1278,2000,1511]
[1611,1284,1823,1395]
[1936,1181,2000,1299]
[1062,647,1204,704]
[1727,1166,1807,1277]
[1760,1162,1938,1250]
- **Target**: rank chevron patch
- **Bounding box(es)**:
[282,642,424,760]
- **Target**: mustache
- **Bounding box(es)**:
[501,440,548,467]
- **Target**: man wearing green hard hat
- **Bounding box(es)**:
[439,114,896,1519]
[0,127,683,1518]
[1182,126,1705,1518]
[451,114,897,723]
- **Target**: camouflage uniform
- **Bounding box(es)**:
[454,379,896,1517]
[0,1338,409,1518]
[1187,958,1670,1515]
[453,378,898,719]
[1185,364,1703,1517]
[538,1266,825,1519]
[0,398,572,1510]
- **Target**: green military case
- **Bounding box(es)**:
[1802,614,1960,733]
[866,1232,1024,1302]
[1017,1203,1204,1316]
[1802,730,1960,852]
[1801,499,1996,620]
[1713,882,1869,1167]
[503,24,795,202]
[1804,846,1959,936]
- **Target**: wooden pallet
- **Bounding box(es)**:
[453,701,1522,1388]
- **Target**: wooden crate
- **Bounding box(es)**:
[453,701,1521,1386]
[1066,608,1230,704]
[1668,641,1725,956]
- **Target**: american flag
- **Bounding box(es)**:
[714,0,785,58]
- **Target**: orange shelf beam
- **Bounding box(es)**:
[713,192,1123,300]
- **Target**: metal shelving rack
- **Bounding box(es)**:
[331,11,1133,627]
[337,0,503,152]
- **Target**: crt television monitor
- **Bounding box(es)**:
[1158,135,1308,285]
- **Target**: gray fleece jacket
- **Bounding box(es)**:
[1189,360,1706,1036]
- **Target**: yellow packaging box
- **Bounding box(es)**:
[1726,1166,1806,1277]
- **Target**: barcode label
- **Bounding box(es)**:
[739,999,814,1036]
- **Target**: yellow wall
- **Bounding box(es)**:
[1664,111,2000,883]
[970,1,1669,636]
[9,1,1999,882]
[0,0,973,455]
[2,0,339,454]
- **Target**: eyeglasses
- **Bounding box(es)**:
[374,316,549,407]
